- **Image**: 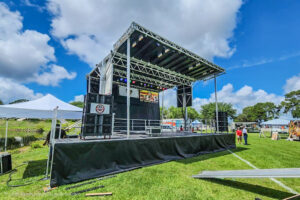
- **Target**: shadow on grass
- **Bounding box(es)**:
[23,159,47,178]
[201,178,293,199]
[177,146,248,165]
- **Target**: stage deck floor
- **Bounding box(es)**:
[56,132,231,143]
[51,133,236,187]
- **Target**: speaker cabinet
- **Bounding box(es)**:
[215,111,228,132]
[0,152,12,174]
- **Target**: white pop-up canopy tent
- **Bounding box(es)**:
[0,94,82,119]
[261,118,290,126]
[0,94,82,150]
[0,94,83,178]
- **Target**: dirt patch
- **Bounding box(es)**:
[19,146,30,153]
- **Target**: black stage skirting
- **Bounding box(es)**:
[50,133,235,187]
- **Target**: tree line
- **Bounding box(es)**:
[161,89,299,122]
[0,89,299,122]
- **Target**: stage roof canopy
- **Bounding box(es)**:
[91,22,225,92]
[114,22,225,80]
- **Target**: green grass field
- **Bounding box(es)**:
[0,133,299,200]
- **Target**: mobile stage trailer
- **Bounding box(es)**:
[50,22,235,187]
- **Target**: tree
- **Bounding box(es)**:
[70,101,84,108]
[280,90,300,118]
[187,107,200,121]
[160,107,169,119]
[234,102,279,122]
[160,106,200,120]
[0,99,3,105]
[167,106,184,119]
[9,99,29,104]
[200,102,236,120]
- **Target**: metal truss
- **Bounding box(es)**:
[111,52,194,86]
[113,22,225,74]
[113,81,167,93]
[113,68,175,88]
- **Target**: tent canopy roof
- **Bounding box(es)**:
[1,94,81,111]
[0,94,82,119]
[261,119,290,126]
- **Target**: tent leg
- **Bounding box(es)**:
[4,119,8,152]
[58,120,62,139]
[45,107,58,179]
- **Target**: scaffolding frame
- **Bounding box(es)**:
[87,22,226,138]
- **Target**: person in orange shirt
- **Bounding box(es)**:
[236,127,242,144]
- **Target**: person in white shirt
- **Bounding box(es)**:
[242,127,248,145]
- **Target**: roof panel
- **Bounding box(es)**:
[113,22,225,81]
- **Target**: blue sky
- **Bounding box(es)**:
[0,0,299,112]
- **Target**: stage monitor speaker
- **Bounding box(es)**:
[177,85,192,107]
[215,111,228,132]
[0,152,12,174]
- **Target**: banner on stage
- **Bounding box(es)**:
[140,90,158,103]
[90,103,110,114]
[119,86,139,98]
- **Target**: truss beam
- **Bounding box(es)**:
[114,22,224,73]
[111,52,194,86]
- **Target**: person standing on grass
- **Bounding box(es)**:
[243,126,248,145]
[236,127,242,144]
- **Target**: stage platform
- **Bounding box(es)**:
[50,133,236,187]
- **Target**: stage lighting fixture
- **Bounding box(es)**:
[124,78,127,83]
[158,52,163,58]
[132,41,137,48]
[138,35,143,41]
[132,81,136,84]
[144,83,146,86]
[188,66,194,70]
[120,78,123,81]
[164,48,170,53]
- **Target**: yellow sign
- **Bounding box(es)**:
[140,90,158,103]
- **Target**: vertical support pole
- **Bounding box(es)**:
[214,75,219,133]
[45,107,58,178]
[161,89,164,124]
[58,120,62,139]
[88,75,91,93]
[183,86,187,131]
[4,119,8,152]
[112,113,115,136]
[132,120,134,131]
[201,121,203,134]
[126,38,130,139]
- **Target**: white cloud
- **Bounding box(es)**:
[72,94,84,102]
[0,2,55,80]
[228,51,300,71]
[193,84,283,113]
[160,83,283,113]
[159,88,177,108]
[47,0,242,66]
[33,64,77,86]
[0,77,43,104]
[0,2,76,86]
[283,73,300,93]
